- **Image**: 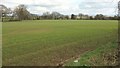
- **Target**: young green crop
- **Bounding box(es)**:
[2,20,118,66]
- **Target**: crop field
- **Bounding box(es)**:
[2,20,118,66]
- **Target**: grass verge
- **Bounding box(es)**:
[65,41,118,66]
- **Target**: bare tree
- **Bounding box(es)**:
[51,12,62,19]
[0,5,12,21]
[42,12,51,19]
[14,4,31,20]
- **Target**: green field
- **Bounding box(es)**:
[2,20,118,66]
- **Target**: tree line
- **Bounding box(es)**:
[0,4,119,22]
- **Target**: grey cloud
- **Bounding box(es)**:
[29,4,60,8]
[5,1,60,9]
[79,2,116,9]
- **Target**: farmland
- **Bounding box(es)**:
[2,20,118,66]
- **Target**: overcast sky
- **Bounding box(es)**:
[1,0,119,16]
